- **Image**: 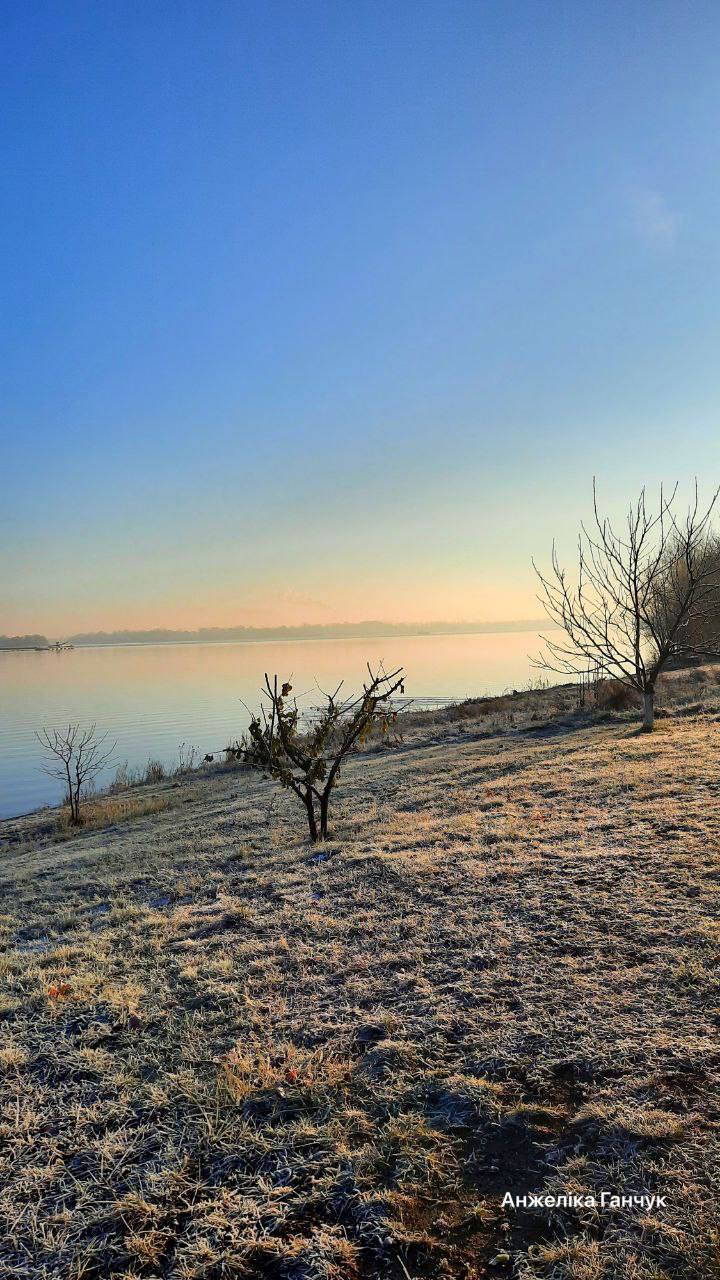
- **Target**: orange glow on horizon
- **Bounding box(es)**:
[6,580,542,638]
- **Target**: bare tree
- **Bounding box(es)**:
[243,665,405,840]
[534,482,720,731]
[36,723,116,824]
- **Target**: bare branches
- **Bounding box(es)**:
[35,723,116,824]
[534,481,720,730]
[243,665,406,841]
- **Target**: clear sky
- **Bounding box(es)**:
[2,1,719,636]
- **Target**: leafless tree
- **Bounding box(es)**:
[534,481,720,731]
[36,723,116,824]
[243,664,406,840]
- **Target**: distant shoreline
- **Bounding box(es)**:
[1,620,554,650]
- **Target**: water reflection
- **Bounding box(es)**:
[0,630,547,817]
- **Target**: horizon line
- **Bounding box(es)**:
[3,617,554,645]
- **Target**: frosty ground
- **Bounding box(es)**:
[0,675,719,1279]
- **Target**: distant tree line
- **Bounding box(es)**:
[61,620,548,646]
[0,634,49,649]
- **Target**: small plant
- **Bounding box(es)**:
[175,742,199,774]
[144,758,166,783]
[110,761,133,792]
[244,664,405,841]
[36,723,116,825]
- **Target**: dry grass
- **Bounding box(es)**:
[0,680,719,1277]
[55,791,171,835]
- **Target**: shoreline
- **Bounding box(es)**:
[0,620,559,652]
[1,682,581,839]
[5,666,716,845]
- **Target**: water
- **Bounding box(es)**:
[0,630,547,818]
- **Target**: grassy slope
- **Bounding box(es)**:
[0,693,719,1278]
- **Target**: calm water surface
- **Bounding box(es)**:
[0,631,546,818]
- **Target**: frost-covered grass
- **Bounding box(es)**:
[0,679,719,1277]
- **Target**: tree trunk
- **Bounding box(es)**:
[319,791,330,840]
[64,764,76,823]
[305,795,318,842]
[642,688,655,732]
[67,786,79,824]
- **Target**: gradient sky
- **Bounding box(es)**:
[2,1,719,636]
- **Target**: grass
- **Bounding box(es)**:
[0,675,719,1277]
[54,791,172,835]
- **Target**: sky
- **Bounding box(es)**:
[2,0,719,636]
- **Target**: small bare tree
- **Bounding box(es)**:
[534,482,720,731]
[36,723,116,824]
[244,665,405,840]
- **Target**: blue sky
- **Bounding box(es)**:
[2,1,719,633]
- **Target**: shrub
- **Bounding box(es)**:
[594,679,639,711]
[144,759,166,783]
[244,665,405,841]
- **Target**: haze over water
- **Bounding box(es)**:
[0,630,548,818]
